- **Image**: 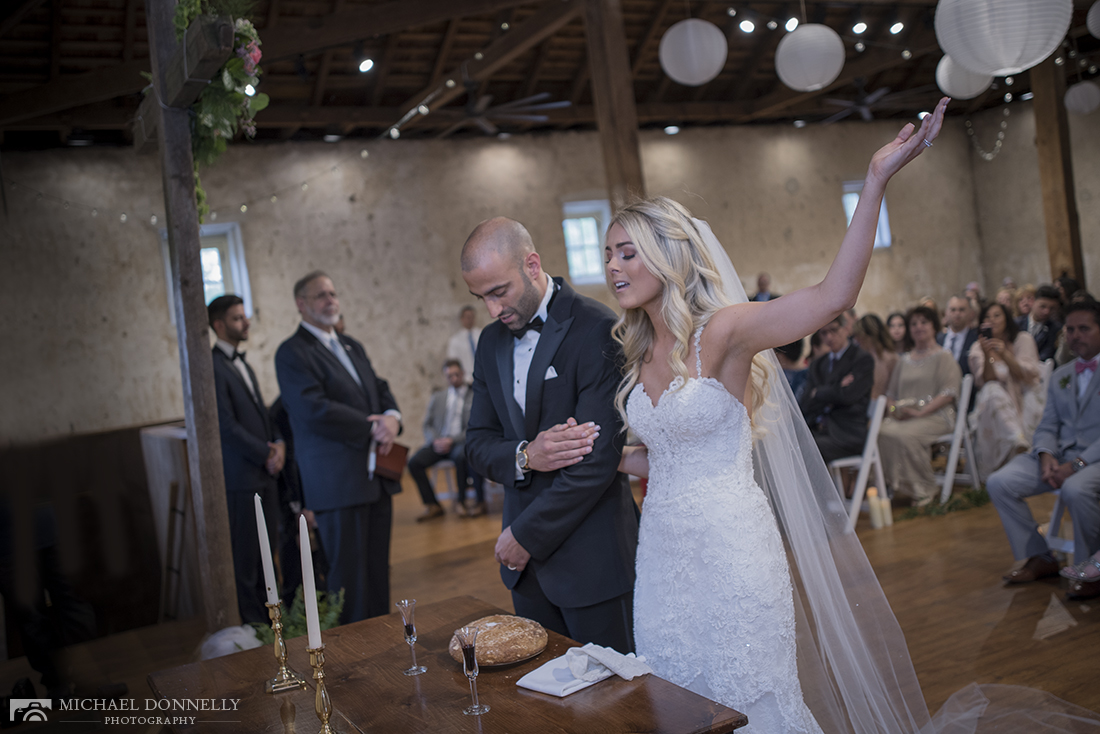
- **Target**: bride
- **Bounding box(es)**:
[610,101,947,733]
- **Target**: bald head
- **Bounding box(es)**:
[461,217,536,272]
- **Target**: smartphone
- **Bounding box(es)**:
[979,326,993,339]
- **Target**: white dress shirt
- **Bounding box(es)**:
[944,327,969,363]
[1077,358,1097,403]
[300,321,402,424]
[512,273,556,477]
[443,384,467,439]
[215,339,257,401]
[446,327,482,381]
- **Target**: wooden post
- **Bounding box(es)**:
[1031,55,1086,289]
[144,0,239,631]
[582,0,645,209]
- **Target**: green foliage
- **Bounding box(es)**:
[173,0,256,40]
[898,487,991,520]
[252,586,346,645]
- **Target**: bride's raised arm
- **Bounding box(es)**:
[711,96,949,358]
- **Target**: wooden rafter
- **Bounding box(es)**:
[396,0,582,125]
[630,0,672,75]
[430,19,460,87]
[310,0,346,108]
[370,35,399,107]
[524,38,553,98]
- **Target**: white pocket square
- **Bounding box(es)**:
[545,366,558,380]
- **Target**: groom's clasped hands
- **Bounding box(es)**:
[526,417,601,472]
[493,417,601,573]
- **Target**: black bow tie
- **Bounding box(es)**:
[512,317,544,340]
[233,350,247,361]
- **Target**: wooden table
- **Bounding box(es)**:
[149,596,747,733]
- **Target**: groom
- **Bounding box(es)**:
[461,217,639,652]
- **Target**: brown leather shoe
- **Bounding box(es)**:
[453,501,468,517]
[1003,554,1060,584]
[1067,578,1100,601]
[416,504,445,522]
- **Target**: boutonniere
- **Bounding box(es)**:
[1059,375,1071,390]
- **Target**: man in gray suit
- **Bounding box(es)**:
[988,300,1100,597]
[408,359,479,521]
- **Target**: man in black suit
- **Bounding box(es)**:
[799,315,875,464]
[937,295,980,379]
[275,271,403,623]
[462,217,639,652]
[208,295,284,624]
[1025,285,1063,362]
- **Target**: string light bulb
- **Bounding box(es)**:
[739,19,755,32]
[360,149,369,158]
[890,21,904,34]
[240,204,247,213]
[767,20,778,30]
[301,183,308,191]
[120,213,127,222]
[785,18,798,31]
[270,195,277,203]
[853,22,867,34]
[150,214,157,225]
[244,84,256,96]
[389,128,400,139]
[359,58,374,73]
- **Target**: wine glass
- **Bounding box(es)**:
[454,626,490,715]
[395,599,426,676]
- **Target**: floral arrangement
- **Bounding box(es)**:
[1059,375,1071,390]
[169,0,269,220]
[252,586,346,644]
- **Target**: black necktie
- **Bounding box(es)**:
[512,317,544,340]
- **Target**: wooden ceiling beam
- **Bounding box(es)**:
[395,0,582,125]
[310,0,346,107]
[0,0,47,39]
[370,35,399,106]
[524,38,554,97]
[261,0,535,63]
[430,19,460,86]
[630,0,672,75]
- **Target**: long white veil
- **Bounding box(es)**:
[689,217,1100,734]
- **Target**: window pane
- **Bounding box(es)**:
[579,217,599,246]
[200,247,226,303]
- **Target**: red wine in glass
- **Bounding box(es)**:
[455,627,489,715]
[395,600,426,676]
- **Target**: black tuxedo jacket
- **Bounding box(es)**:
[937,328,980,377]
[274,326,401,512]
[798,343,874,445]
[465,278,639,609]
[1031,319,1062,362]
[212,347,279,494]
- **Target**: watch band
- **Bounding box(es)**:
[1072,457,1087,473]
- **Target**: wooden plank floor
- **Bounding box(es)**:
[3,479,1097,720]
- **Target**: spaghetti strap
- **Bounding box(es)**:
[693,324,705,378]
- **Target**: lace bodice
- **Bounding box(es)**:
[626,325,822,733]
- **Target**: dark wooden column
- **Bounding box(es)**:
[144,0,239,631]
[582,0,645,209]
[1031,55,1086,289]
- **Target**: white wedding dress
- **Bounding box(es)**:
[629,325,823,734]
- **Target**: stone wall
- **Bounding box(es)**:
[0,112,1090,448]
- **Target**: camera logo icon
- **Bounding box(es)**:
[10,699,51,722]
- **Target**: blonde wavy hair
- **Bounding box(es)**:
[608,196,772,427]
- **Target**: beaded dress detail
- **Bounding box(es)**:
[628,324,822,734]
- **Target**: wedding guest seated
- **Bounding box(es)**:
[1055,290,1098,366]
[1056,276,1081,306]
[938,295,978,379]
[852,313,898,402]
[1002,276,1018,291]
[987,299,1100,589]
[995,286,1016,313]
[1015,284,1036,330]
[809,331,829,361]
[408,360,478,521]
[775,338,808,402]
[1025,285,1063,362]
[800,316,875,464]
[887,311,910,354]
[878,306,962,506]
[968,302,1043,478]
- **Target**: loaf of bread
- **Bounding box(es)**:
[448,615,548,666]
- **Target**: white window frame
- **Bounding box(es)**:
[160,222,253,324]
[561,198,613,285]
[841,180,892,249]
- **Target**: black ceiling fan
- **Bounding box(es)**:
[435,64,572,139]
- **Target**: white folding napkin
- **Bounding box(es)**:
[516,644,652,697]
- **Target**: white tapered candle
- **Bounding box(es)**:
[300,513,323,649]
[254,494,279,605]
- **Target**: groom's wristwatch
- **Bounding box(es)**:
[1072,457,1088,473]
[516,441,531,472]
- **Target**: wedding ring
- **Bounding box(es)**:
[922,139,933,148]
[507,565,518,571]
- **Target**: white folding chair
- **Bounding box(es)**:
[936,373,978,504]
[1045,490,1076,557]
[427,459,459,501]
[831,396,888,533]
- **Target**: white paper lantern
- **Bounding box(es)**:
[935,0,1073,77]
[1065,81,1100,115]
[935,55,993,99]
[1088,0,1100,39]
[658,19,728,86]
[774,24,845,92]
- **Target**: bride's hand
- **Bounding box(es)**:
[866,96,949,186]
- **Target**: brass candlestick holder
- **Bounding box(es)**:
[265,601,308,694]
[307,644,335,734]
